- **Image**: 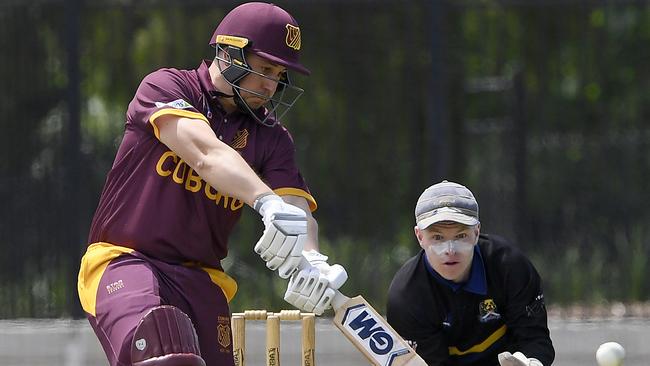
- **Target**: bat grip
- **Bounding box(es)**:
[331,291,349,310]
[298,257,350,311]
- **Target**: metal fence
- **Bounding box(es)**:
[1,0,649,317]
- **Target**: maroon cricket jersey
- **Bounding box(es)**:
[88,60,316,269]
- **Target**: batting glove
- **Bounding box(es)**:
[253,194,308,279]
[498,352,543,366]
[284,250,348,315]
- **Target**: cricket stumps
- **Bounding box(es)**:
[231,310,316,366]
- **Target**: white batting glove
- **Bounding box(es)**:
[253,194,307,279]
[284,250,348,315]
[498,351,543,366]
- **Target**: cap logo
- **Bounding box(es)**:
[438,199,454,207]
[285,24,301,50]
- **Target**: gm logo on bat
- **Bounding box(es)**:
[341,304,411,366]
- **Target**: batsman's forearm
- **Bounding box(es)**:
[158,115,272,207]
[305,215,319,251]
[193,146,271,207]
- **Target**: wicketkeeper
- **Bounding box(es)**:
[387,180,555,366]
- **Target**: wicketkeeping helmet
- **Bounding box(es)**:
[210,2,309,126]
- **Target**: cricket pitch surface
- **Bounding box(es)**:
[0,318,648,365]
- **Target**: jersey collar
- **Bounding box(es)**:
[197,60,227,112]
[423,245,487,295]
[197,60,216,95]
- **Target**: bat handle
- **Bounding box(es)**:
[298,257,350,311]
[331,291,350,311]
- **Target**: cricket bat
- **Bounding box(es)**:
[296,258,426,366]
[268,218,426,365]
[329,292,427,366]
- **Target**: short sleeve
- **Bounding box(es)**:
[261,125,316,211]
[126,68,209,139]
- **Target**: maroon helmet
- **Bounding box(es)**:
[210,2,310,75]
[209,2,309,126]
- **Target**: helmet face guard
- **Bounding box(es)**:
[215,41,304,127]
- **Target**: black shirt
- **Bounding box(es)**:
[387,234,554,366]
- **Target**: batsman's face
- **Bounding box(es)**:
[415,222,479,283]
[237,53,285,109]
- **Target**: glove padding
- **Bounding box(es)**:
[498,351,543,366]
[253,194,307,279]
[284,250,348,315]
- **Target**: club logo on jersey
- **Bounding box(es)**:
[478,298,501,323]
[230,129,249,149]
[340,304,411,366]
[155,99,193,110]
[285,24,301,50]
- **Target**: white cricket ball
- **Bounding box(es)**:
[596,342,625,366]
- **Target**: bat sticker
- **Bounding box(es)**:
[339,303,413,366]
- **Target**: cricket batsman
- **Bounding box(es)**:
[77,3,347,365]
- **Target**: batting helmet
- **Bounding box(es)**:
[210,2,310,75]
[209,2,309,126]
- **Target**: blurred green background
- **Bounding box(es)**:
[1,0,649,318]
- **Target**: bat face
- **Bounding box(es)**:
[333,295,427,366]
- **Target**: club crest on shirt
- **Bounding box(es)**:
[230,129,249,149]
[478,299,501,323]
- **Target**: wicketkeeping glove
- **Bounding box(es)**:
[284,250,348,315]
[253,194,308,279]
[498,351,543,366]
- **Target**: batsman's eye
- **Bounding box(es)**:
[259,66,280,79]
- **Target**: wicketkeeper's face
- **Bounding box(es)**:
[415,222,480,283]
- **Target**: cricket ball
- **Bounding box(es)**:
[596,341,625,366]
